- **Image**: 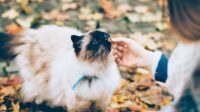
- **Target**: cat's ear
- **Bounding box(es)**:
[95,22,101,29]
[71,35,83,55]
[71,35,82,43]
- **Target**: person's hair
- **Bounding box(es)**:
[168,0,200,41]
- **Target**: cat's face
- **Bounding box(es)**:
[71,25,111,63]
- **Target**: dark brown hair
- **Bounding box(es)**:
[168,0,200,41]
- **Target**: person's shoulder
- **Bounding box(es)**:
[171,42,200,58]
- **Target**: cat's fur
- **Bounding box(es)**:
[0,25,121,111]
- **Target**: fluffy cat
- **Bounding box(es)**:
[0,24,121,111]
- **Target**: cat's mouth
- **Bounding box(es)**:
[94,40,112,61]
[84,40,111,63]
[99,40,111,55]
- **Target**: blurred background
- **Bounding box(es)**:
[0,0,175,112]
[0,0,176,52]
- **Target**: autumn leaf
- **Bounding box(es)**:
[134,5,149,14]
[18,0,33,14]
[16,17,34,28]
[5,23,23,35]
[1,9,19,19]
[61,2,78,11]
[99,0,120,19]
[4,76,23,86]
[12,102,20,112]
[42,10,70,21]
[117,4,133,14]
[0,105,7,111]
[0,86,16,96]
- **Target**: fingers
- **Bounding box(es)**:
[113,50,123,58]
[111,38,129,53]
[113,47,124,65]
[117,59,122,65]
[113,50,122,58]
[113,47,129,65]
[114,54,122,65]
[110,37,130,44]
[113,45,124,51]
[123,44,128,52]
[113,42,127,53]
[111,38,130,65]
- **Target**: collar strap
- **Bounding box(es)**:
[72,75,98,90]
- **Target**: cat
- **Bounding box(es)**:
[0,24,121,112]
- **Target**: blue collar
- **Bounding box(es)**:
[72,76,87,90]
[72,75,98,90]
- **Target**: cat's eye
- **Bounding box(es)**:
[92,39,98,44]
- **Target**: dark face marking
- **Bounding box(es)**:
[71,29,111,63]
[71,35,83,56]
[86,31,111,61]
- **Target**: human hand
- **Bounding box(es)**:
[111,37,155,71]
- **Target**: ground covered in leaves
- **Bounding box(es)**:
[0,71,173,112]
[0,0,175,111]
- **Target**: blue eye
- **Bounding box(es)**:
[104,34,107,38]
[92,39,98,44]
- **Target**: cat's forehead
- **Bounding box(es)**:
[86,28,107,35]
[90,31,109,40]
[86,29,108,39]
[81,28,109,47]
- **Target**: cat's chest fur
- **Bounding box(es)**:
[50,48,120,101]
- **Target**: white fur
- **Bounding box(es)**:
[14,25,121,111]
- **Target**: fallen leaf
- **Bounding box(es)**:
[134,5,149,14]
[136,85,150,91]
[100,0,120,19]
[141,12,162,22]
[0,77,8,85]
[93,13,104,20]
[156,22,168,31]
[80,7,92,14]
[126,13,140,23]
[42,10,69,21]
[112,94,129,103]
[110,103,121,109]
[5,23,23,35]
[2,9,19,19]
[0,86,16,96]
[78,14,93,20]
[117,4,132,14]
[4,76,23,86]
[12,102,20,112]
[16,17,34,28]
[61,0,73,2]
[61,2,78,11]
[18,0,33,14]
[31,0,44,3]
[0,105,7,111]
[139,0,150,2]
[129,105,143,112]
